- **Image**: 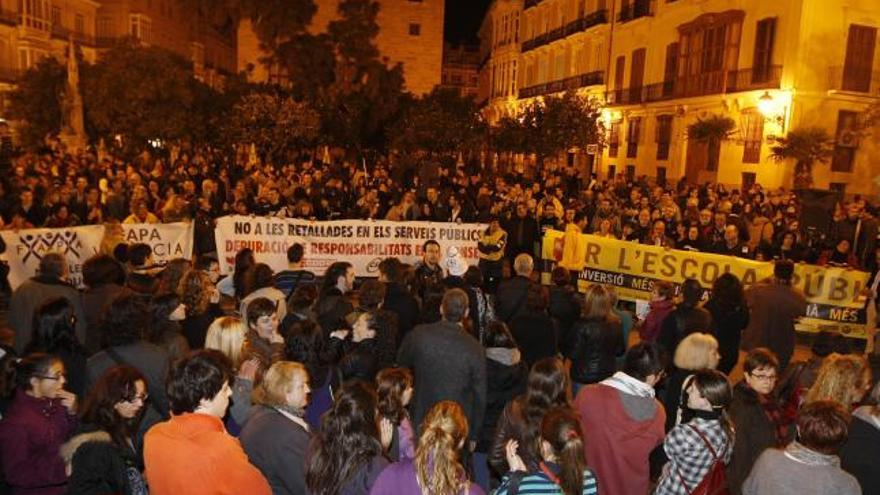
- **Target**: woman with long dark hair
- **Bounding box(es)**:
[655,369,734,494]
[148,293,190,362]
[705,273,749,374]
[62,365,149,495]
[371,401,484,494]
[305,381,392,495]
[376,368,415,463]
[490,357,571,477]
[217,248,255,298]
[0,353,78,494]
[497,407,598,495]
[27,297,89,397]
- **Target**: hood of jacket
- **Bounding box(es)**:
[60,430,112,466]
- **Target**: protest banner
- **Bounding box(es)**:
[214,216,486,276]
[0,222,193,289]
[541,229,872,338]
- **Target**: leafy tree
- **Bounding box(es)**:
[8,58,67,148]
[317,0,406,153]
[519,91,604,168]
[687,115,736,171]
[391,88,486,155]
[222,92,320,163]
[80,42,212,150]
[769,127,834,189]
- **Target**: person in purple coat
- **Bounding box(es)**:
[0,353,78,495]
[370,401,484,495]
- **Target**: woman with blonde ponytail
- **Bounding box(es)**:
[496,407,598,495]
[370,401,484,495]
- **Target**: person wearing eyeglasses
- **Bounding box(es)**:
[62,365,149,495]
[727,348,796,494]
[0,353,78,495]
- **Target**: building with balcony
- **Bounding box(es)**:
[440,42,480,98]
[238,0,445,95]
[95,0,236,87]
[0,0,100,100]
[479,0,523,120]
[479,0,880,195]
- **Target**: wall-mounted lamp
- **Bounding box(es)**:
[757,91,788,134]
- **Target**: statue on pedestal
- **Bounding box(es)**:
[59,37,87,152]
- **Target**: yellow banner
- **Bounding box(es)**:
[541,230,871,338]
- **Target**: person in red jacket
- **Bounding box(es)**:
[143,350,270,495]
[575,342,666,495]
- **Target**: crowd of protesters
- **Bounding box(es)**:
[0,233,878,495]
[0,147,879,273]
[0,146,879,494]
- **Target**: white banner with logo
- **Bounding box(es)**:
[214,216,486,276]
[0,222,193,289]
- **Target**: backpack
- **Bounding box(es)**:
[676,424,731,495]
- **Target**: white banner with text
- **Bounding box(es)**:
[0,222,193,289]
[214,216,486,276]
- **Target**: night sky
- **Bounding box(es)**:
[445,0,493,45]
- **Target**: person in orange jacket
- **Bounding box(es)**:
[144,350,271,495]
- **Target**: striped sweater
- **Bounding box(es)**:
[494,468,599,495]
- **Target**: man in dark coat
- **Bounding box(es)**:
[398,288,487,446]
[741,260,807,371]
[495,254,535,322]
[504,203,539,262]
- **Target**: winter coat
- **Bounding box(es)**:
[742,280,807,370]
[727,382,792,495]
[81,284,129,354]
[397,320,487,442]
[567,317,624,384]
[0,390,77,495]
[657,305,713,358]
[369,459,484,495]
[382,282,420,343]
[239,406,311,495]
[496,276,533,322]
[840,407,880,495]
[705,298,750,374]
[61,426,146,495]
[477,348,528,453]
[508,312,559,368]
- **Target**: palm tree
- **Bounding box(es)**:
[687,115,736,171]
[769,127,834,190]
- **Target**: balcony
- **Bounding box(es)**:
[521,10,608,53]
[618,0,654,23]
[605,65,782,105]
[50,24,96,46]
[827,66,880,94]
[518,70,604,99]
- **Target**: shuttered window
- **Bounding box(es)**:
[842,24,877,92]
[752,18,776,83]
[656,115,672,160]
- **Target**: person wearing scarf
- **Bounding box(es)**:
[240,361,312,495]
[743,401,860,495]
[727,349,796,495]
